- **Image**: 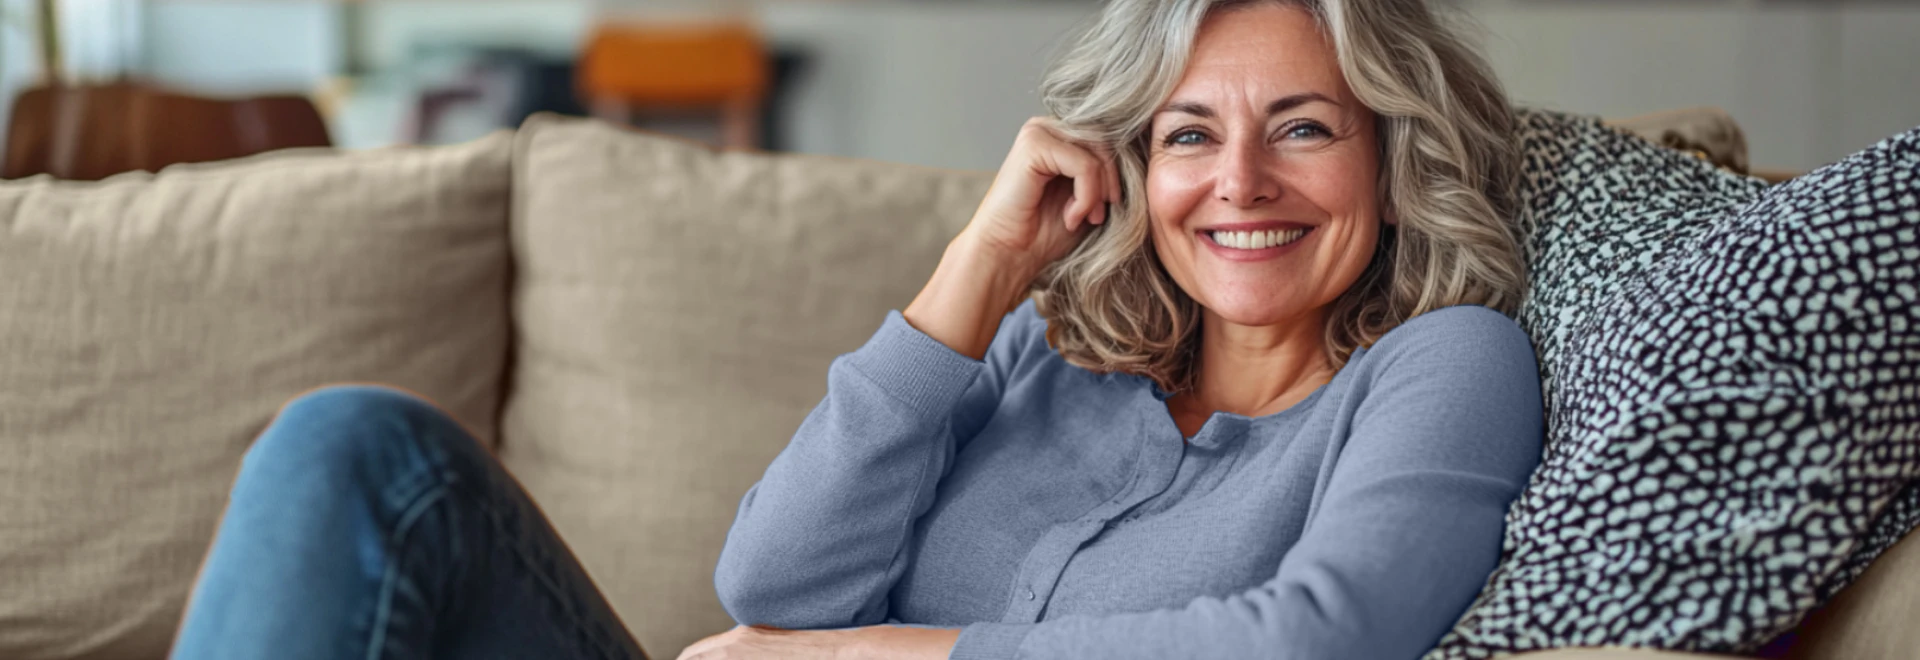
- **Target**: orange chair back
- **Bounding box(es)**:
[577,23,769,108]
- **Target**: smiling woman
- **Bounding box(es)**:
[1034,0,1525,400]
[167,2,1544,660]
[712,0,1544,659]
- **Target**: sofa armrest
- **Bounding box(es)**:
[1510,648,1749,660]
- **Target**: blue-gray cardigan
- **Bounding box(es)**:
[715,302,1543,660]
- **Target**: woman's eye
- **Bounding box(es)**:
[1284,122,1332,140]
[1165,130,1208,146]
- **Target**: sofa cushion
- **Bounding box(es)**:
[1787,522,1920,659]
[1607,106,1751,175]
[1428,114,1920,658]
[0,135,515,659]
[503,114,991,656]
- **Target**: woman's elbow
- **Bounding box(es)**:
[713,549,829,628]
[713,546,781,624]
[714,553,886,630]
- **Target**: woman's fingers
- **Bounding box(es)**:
[1067,166,1095,232]
[1071,142,1119,227]
[1047,137,1107,232]
[1105,151,1123,222]
[971,116,1117,259]
[1089,161,1115,226]
[1018,117,1124,232]
[676,626,739,659]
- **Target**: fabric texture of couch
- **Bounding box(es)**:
[501,114,989,650]
[0,135,515,658]
[0,112,1913,660]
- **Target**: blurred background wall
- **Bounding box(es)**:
[2,0,1917,173]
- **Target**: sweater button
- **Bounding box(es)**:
[1024,589,1036,601]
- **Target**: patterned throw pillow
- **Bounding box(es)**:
[1426,111,1920,658]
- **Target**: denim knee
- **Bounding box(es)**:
[238,384,478,497]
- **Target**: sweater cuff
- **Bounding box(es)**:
[840,310,986,415]
[949,623,1031,660]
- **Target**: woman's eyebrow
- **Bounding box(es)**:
[1266,92,1339,115]
[1156,92,1341,120]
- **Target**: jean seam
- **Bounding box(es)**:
[373,460,636,660]
[463,479,635,659]
[368,483,453,660]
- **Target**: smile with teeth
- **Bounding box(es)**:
[1206,227,1309,250]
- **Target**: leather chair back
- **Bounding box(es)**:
[4,82,331,180]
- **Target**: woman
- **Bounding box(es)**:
[172,0,1541,658]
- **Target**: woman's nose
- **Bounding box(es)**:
[1215,139,1280,207]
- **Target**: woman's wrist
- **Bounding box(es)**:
[950,231,1044,314]
[903,233,1040,360]
[848,625,962,660]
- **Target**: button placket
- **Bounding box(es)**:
[1000,405,1189,623]
[1001,524,1085,622]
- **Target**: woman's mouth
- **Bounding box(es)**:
[1190,224,1313,260]
[1204,228,1310,250]
[1197,225,1314,262]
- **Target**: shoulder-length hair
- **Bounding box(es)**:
[1032,0,1526,393]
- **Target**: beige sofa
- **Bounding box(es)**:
[0,113,1913,660]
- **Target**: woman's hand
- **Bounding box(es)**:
[675,625,847,660]
[676,625,959,660]
[964,117,1122,275]
[904,117,1121,359]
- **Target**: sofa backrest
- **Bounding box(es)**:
[501,114,991,656]
[0,135,516,659]
[1786,523,1920,659]
[2,112,1912,660]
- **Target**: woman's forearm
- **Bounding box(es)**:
[903,234,1038,361]
[855,626,962,660]
[713,309,989,627]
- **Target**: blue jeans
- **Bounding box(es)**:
[172,385,650,660]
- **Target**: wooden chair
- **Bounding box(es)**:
[576,22,769,149]
[3,81,332,180]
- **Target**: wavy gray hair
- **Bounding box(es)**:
[1031,0,1525,392]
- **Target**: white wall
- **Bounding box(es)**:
[0,0,145,144]
[118,0,1920,171]
[139,1,340,94]
[759,2,1089,171]
[332,0,1088,160]
[1466,0,1920,172]
[763,0,1920,171]
[351,0,593,71]
[1834,6,1920,164]
[0,0,38,136]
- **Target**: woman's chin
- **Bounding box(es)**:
[1194,294,1311,330]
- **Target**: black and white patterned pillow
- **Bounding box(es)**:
[1426,111,1920,658]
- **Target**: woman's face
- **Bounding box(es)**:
[1146,3,1382,330]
